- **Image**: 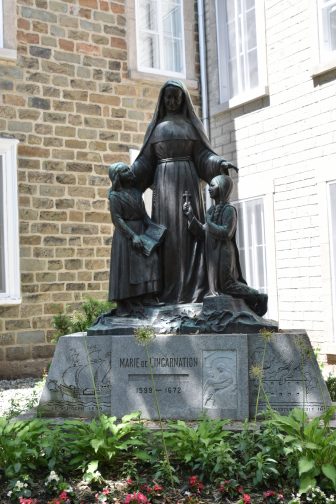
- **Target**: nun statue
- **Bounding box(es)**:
[131,80,237,305]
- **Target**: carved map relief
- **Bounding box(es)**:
[202,350,237,409]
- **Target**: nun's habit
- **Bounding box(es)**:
[131,80,229,304]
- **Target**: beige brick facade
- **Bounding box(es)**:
[0,0,200,378]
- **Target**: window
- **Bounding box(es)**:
[136,0,186,77]
[0,0,16,60]
[0,0,3,49]
[233,197,267,294]
[0,138,20,305]
[328,181,336,336]
[317,1,336,60]
[216,0,268,106]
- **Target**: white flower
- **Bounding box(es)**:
[7,491,12,497]
[45,470,60,484]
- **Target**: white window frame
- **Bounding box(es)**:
[0,0,17,61]
[233,197,268,293]
[316,164,336,349]
[312,0,336,76]
[0,0,3,49]
[135,0,186,78]
[215,0,268,109]
[0,138,21,305]
[233,174,278,321]
[327,180,336,342]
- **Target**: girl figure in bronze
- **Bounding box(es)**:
[183,174,268,316]
[108,162,164,316]
[131,80,236,304]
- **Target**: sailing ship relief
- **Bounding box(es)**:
[45,344,112,414]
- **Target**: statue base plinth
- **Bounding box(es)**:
[38,330,331,420]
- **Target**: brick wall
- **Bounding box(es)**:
[205,0,336,354]
[0,0,200,378]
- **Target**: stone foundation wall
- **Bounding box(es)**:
[0,0,200,378]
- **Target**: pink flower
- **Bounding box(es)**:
[188,475,199,487]
[243,494,251,504]
[19,499,39,504]
[124,491,149,504]
[153,484,163,492]
[59,491,68,501]
[102,488,110,495]
[197,482,204,493]
[264,490,276,499]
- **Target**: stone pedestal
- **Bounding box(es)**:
[38,331,331,420]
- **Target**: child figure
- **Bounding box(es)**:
[183,174,268,316]
[108,162,166,316]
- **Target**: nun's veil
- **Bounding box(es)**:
[135,80,216,161]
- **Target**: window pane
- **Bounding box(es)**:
[138,33,160,68]
[139,0,158,30]
[225,0,258,98]
[163,36,183,72]
[330,6,336,50]
[246,8,256,50]
[321,2,336,53]
[0,0,3,49]
[0,156,5,293]
[234,198,267,292]
[162,1,183,72]
[248,49,259,88]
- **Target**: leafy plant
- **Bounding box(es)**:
[162,416,235,480]
[326,375,336,402]
[0,418,46,478]
[267,407,336,493]
[62,412,149,476]
[52,297,114,341]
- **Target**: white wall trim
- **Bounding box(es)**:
[0,138,21,305]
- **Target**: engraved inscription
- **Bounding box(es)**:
[119,357,198,368]
[202,350,237,409]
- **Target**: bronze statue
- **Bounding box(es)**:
[183,174,268,316]
[108,162,166,316]
[131,80,237,304]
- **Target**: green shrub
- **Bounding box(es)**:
[326,375,336,402]
[161,416,235,480]
[52,297,114,341]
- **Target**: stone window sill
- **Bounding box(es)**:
[212,85,269,116]
[312,58,336,78]
[128,68,198,90]
[0,48,17,62]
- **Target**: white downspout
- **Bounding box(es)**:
[197,0,209,137]
[197,0,211,208]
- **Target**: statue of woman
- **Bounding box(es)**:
[131,80,236,304]
[183,174,268,316]
[108,162,165,316]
